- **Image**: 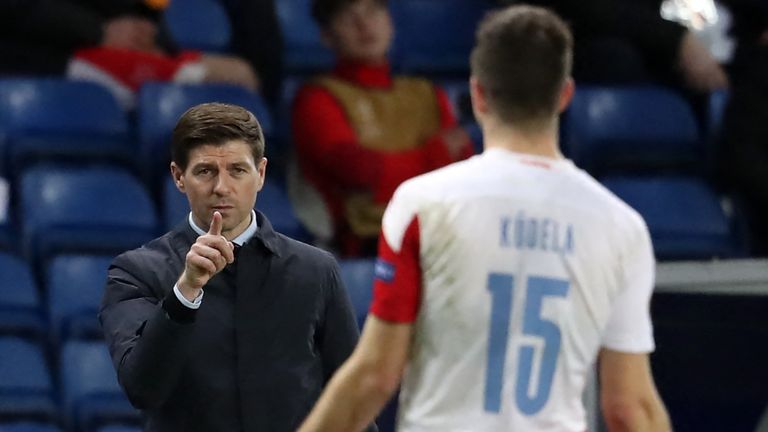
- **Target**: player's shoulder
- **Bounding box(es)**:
[571,170,649,235]
[395,156,479,201]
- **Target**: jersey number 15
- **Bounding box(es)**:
[484,273,570,415]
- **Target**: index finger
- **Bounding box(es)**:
[208,211,223,236]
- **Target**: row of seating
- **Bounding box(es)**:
[0,163,304,267]
[0,338,139,432]
[0,79,274,182]
[166,0,495,75]
[0,250,375,344]
[0,258,378,431]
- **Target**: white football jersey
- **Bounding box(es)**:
[370,148,656,432]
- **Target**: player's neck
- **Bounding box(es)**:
[481,118,563,159]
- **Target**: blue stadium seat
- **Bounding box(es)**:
[137,83,274,182]
[164,0,231,52]
[0,338,57,423]
[163,176,188,232]
[707,89,729,144]
[0,79,130,174]
[563,86,703,174]
[95,426,140,432]
[60,342,139,432]
[0,253,45,340]
[0,423,61,432]
[276,0,334,72]
[437,79,471,123]
[391,0,493,75]
[338,259,375,328]
[20,165,158,266]
[602,176,738,260]
[257,182,308,241]
[47,255,114,344]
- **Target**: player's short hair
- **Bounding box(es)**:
[311,0,388,28]
[470,5,573,128]
[171,102,265,170]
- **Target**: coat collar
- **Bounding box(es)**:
[172,210,282,257]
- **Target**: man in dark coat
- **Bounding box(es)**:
[99,102,364,431]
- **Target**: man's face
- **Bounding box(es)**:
[324,0,393,64]
[171,140,266,239]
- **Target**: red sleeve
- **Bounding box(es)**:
[369,216,422,323]
[292,85,457,204]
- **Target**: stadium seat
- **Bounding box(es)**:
[60,342,140,432]
[164,0,231,52]
[601,176,738,260]
[276,0,334,72]
[0,253,45,340]
[47,255,115,344]
[338,259,375,328]
[0,423,61,432]
[137,82,274,183]
[20,165,158,266]
[0,79,130,174]
[563,86,703,175]
[391,0,494,75]
[257,182,308,242]
[0,338,57,423]
[95,426,140,432]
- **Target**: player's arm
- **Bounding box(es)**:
[599,349,672,432]
[298,316,411,432]
[599,216,671,431]
[300,189,423,432]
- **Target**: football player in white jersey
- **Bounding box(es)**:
[299,5,671,432]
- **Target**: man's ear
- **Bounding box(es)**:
[170,162,185,192]
[256,157,268,191]
[470,76,489,121]
[558,78,575,114]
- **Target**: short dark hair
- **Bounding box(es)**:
[470,5,573,127]
[171,102,265,170]
[311,0,387,28]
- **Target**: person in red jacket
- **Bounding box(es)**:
[290,0,474,257]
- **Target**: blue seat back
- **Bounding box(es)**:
[391,0,493,75]
[20,165,157,264]
[0,337,56,422]
[0,253,44,339]
[602,176,736,260]
[47,255,114,343]
[60,342,138,431]
[0,79,129,172]
[0,422,62,432]
[339,259,375,328]
[564,86,702,174]
[257,182,307,241]
[276,0,334,72]
[164,0,232,52]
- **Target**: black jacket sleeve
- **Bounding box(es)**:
[318,256,361,380]
[99,251,196,410]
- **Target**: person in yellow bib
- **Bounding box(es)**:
[289,0,474,258]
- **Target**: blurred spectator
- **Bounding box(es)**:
[290,0,474,257]
[497,0,729,92]
[218,0,284,106]
[0,0,258,109]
